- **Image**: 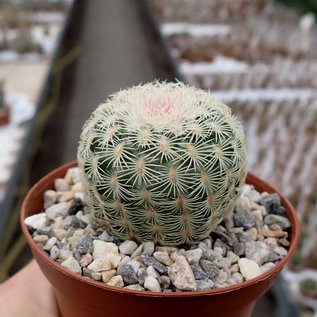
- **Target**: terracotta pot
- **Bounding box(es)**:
[21,161,300,317]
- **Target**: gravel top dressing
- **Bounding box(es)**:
[25,167,291,292]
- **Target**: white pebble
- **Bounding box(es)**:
[147,266,160,278]
[238,258,262,280]
[106,276,124,288]
[144,276,161,292]
[54,178,70,191]
[153,251,173,266]
[184,248,202,264]
[44,190,57,208]
[61,256,81,274]
[93,240,118,258]
[119,240,138,255]
[24,213,46,230]
[46,202,71,220]
[87,258,112,272]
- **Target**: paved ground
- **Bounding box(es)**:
[12,1,274,316]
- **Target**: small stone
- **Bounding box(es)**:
[264,214,291,229]
[261,229,287,238]
[44,237,57,251]
[260,194,285,215]
[279,237,290,247]
[79,214,93,225]
[104,253,121,269]
[72,235,94,255]
[233,211,256,229]
[233,241,245,256]
[46,202,72,220]
[242,185,261,202]
[79,253,93,267]
[196,279,214,290]
[168,255,197,291]
[238,258,261,280]
[252,209,263,222]
[93,240,118,258]
[213,239,232,252]
[68,198,84,216]
[158,276,171,290]
[245,241,269,265]
[44,190,57,208]
[226,251,240,265]
[155,246,178,254]
[50,245,60,259]
[119,240,138,255]
[247,227,258,240]
[232,272,244,284]
[131,245,143,259]
[235,196,252,213]
[268,252,282,262]
[141,241,155,256]
[87,258,112,272]
[33,234,49,244]
[153,251,173,266]
[117,265,138,285]
[260,262,275,273]
[124,284,145,291]
[55,178,70,191]
[72,182,83,192]
[58,249,73,261]
[24,213,47,230]
[200,260,219,279]
[58,191,75,203]
[61,256,81,274]
[67,228,85,244]
[274,246,288,256]
[52,228,67,241]
[191,263,208,280]
[137,267,147,285]
[214,258,231,269]
[229,264,240,273]
[147,266,160,278]
[106,276,124,288]
[101,270,116,283]
[140,255,167,273]
[263,238,278,252]
[184,248,202,264]
[170,249,186,261]
[214,269,228,285]
[83,268,102,281]
[127,260,141,273]
[118,256,131,267]
[64,215,80,229]
[144,276,161,292]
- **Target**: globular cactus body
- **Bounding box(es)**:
[78,82,247,245]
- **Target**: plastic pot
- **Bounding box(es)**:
[21,161,300,317]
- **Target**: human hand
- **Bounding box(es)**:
[0,259,60,317]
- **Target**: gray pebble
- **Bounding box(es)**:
[233,211,256,229]
[50,245,60,259]
[191,263,208,280]
[264,214,291,229]
[140,254,167,274]
[196,279,214,290]
[199,260,219,279]
[245,241,269,265]
[72,235,94,255]
[141,242,155,256]
[260,194,285,215]
[117,264,138,285]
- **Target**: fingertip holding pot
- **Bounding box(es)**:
[21,161,300,317]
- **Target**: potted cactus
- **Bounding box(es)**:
[21,82,299,317]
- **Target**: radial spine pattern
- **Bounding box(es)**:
[77,81,247,245]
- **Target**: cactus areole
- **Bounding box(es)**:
[77,82,247,245]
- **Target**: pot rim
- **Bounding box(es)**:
[21,161,300,298]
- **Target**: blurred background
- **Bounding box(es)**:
[0,1,316,316]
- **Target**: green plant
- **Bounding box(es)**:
[77,82,247,245]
